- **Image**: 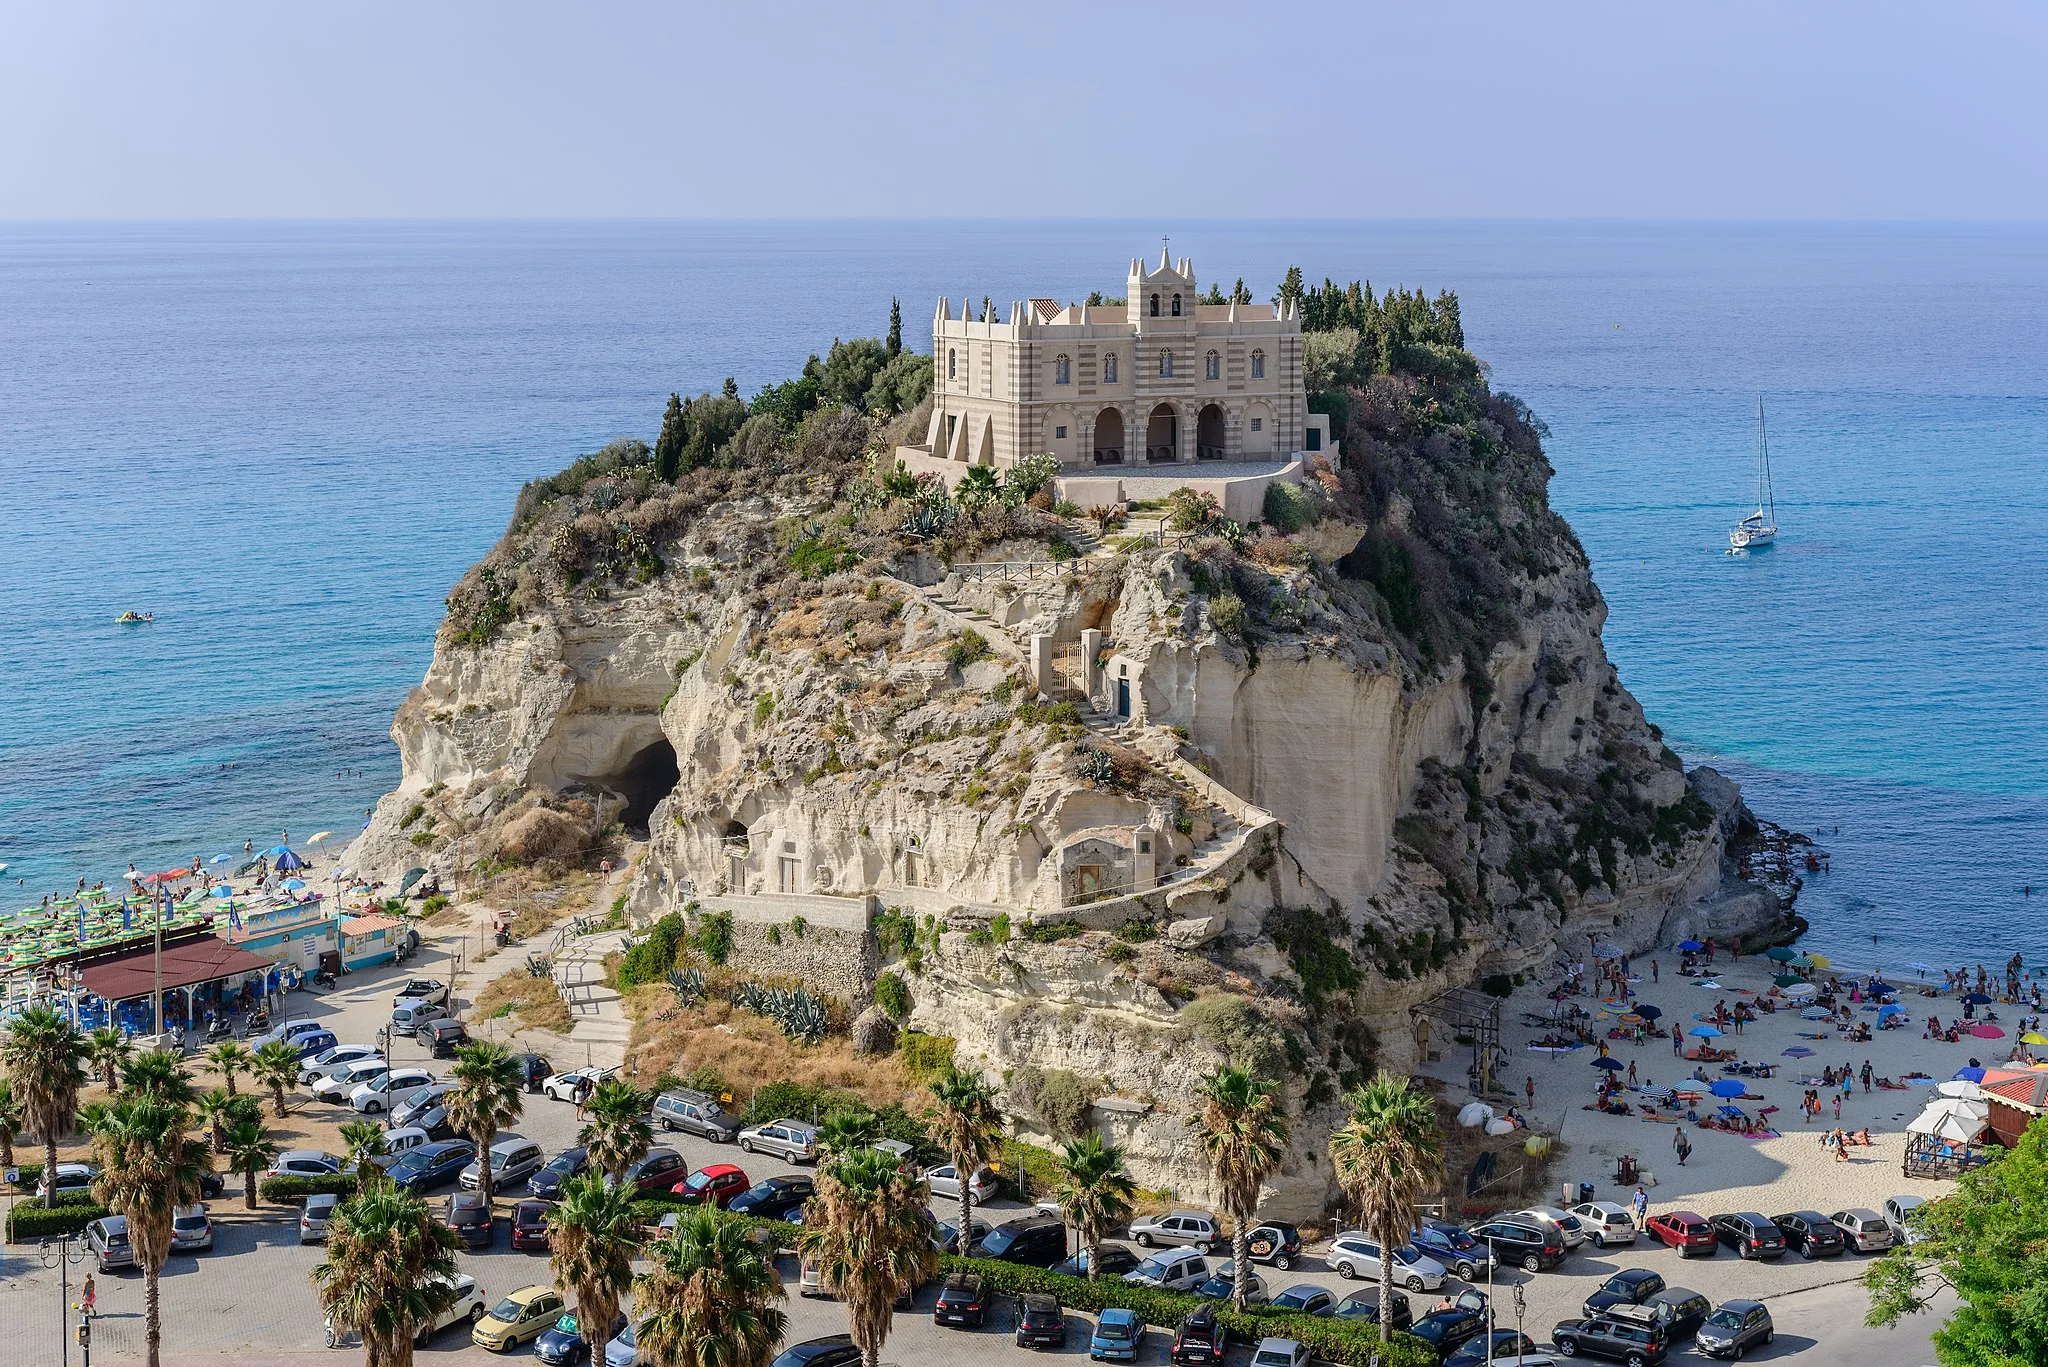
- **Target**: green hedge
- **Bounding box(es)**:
[257,1173,360,1204]
[934,1256,1437,1367]
[8,1200,109,1242]
[7,1162,45,1190]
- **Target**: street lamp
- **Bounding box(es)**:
[39,1233,90,1367]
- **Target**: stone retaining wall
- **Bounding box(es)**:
[692,892,879,1006]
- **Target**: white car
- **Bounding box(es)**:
[351,1067,436,1115]
[1570,1200,1640,1247]
[267,1150,344,1179]
[312,1059,390,1103]
[170,1203,213,1254]
[1326,1233,1448,1291]
[1252,1339,1311,1367]
[923,1162,998,1203]
[542,1065,617,1103]
[1512,1205,1588,1249]
[604,1320,642,1367]
[1123,1246,1211,1291]
[301,1044,382,1085]
[1884,1194,1927,1245]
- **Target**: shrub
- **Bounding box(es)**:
[873,970,912,1021]
[1210,592,1249,641]
[943,630,993,670]
[1005,453,1061,500]
[1179,993,1288,1080]
[788,535,859,579]
[1165,487,1222,534]
[690,910,734,966]
[1479,972,1516,999]
[615,912,686,991]
[8,1200,108,1242]
[744,1079,846,1126]
[1010,1065,1098,1140]
[898,1031,956,1081]
[1113,917,1158,944]
[258,1173,360,1204]
[421,893,450,914]
[1262,479,1321,533]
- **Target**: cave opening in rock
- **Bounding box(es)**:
[612,738,680,833]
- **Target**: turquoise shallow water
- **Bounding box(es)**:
[1,221,2041,969]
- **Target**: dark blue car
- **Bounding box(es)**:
[526,1146,589,1200]
[291,1029,339,1058]
[388,1140,476,1194]
[534,1310,624,1365]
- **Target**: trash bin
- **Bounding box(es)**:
[1580,1181,1596,1204]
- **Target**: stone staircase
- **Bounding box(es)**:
[553,927,633,1058]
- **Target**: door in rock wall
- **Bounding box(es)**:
[1116,677,1130,718]
[778,856,801,893]
[1074,866,1103,901]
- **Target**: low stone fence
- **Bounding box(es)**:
[692,892,878,1006]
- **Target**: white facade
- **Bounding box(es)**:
[898,250,1309,476]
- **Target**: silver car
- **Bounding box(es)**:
[86,1215,134,1271]
[1830,1207,1896,1253]
[301,1192,339,1243]
[170,1203,214,1254]
[736,1119,818,1163]
[1128,1209,1219,1249]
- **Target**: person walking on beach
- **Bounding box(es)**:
[1833,1093,1842,1122]
[1676,1132,1691,1166]
[1632,1186,1650,1231]
[1627,1060,1638,1087]
[1674,1025,1684,1056]
[1527,1076,1536,1107]
[1861,1061,1874,1093]
[1651,958,1659,984]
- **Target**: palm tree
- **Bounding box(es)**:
[924,1065,1002,1253]
[85,1025,132,1089]
[1053,1133,1136,1280]
[547,1172,643,1358]
[639,1207,787,1367]
[794,1148,937,1367]
[206,1039,253,1097]
[445,1042,524,1200]
[194,1088,238,1153]
[577,1079,651,1182]
[340,1120,390,1180]
[1192,1065,1291,1310]
[121,1049,195,1106]
[1,1006,86,1208]
[812,1106,881,1162]
[91,1097,208,1367]
[250,1040,303,1117]
[0,1077,23,1167]
[1329,1072,1442,1344]
[222,1112,278,1211]
[314,1182,462,1367]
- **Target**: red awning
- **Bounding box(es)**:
[79,935,278,1002]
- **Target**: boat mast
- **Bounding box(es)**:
[1756,393,1776,524]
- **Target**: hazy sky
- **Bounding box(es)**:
[6,1,2046,220]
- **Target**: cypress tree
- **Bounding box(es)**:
[722,376,739,400]
[886,298,902,357]
[1276,266,1305,309]
[654,392,686,482]
[1231,277,1251,305]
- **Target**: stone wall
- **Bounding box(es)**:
[691,892,879,1008]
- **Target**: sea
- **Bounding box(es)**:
[2,221,2043,975]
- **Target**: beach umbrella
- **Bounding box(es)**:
[209,884,231,898]
[1783,1046,1815,1058]
[1784,983,1817,1000]
[1971,1024,2006,1039]
[1591,1056,1625,1070]
[398,867,428,895]
[274,849,306,872]
[1710,1079,1747,1097]
[1687,1024,1723,1038]
[211,854,231,864]
[1868,981,1896,995]
[1807,953,1832,969]
[2022,1032,2048,1046]
[307,831,333,845]
[1878,1004,1905,1017]
[1772,973,1803,988]
[1954,1067,1987,1083]
[1763,946,1797,962]
[1801,1008,1833,1020]
[279,878,305,891]
[1678,939,1706,952]
[1634,1005,1663,1021]
[1591,942,1624,960]
[1961,993,1993,1006]
[1936,1080,1983,1099]
[1787,954,1816,970]
[1598,1001,1629,1014]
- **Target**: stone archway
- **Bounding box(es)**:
[1196,403,1227,460]
[1093,408,1125,464]
[1145,404,1179,463]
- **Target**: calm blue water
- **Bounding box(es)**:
[2,222,2042,969]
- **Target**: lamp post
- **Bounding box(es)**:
[40,1233,89,1367]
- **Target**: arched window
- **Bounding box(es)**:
[1204,350,1220,381]
[1171,294,1182,317]
[1055,354,1071,385]
[1250,348,1265,379]
[948,349,958,380]
[1103,354,1118,383]
[1149,294,1160,317]
[1159,350,1173,378]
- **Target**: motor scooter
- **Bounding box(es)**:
[204,1015,232,1045]
[313,969,338,991]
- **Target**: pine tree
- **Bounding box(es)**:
[654,392,686,482]
[886,298,902,357]
[722,376,738,400]
[1275,265,1305,309]
[1231,277,1252,305]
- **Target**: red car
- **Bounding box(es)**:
[1646,1210,1718,1257]
[510,1199,552,1252]
[670,1163,750,1209]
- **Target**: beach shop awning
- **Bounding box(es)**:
[79,935,276,1003]
[341,914,402,937]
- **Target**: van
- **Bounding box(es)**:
[391,999,447,1035]
[462,1137,544,1192]
[1124,1246,1210,1291]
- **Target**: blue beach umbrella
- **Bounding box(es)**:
[1954,1067,1987,1084]
[1710,1079,1747,1097]
[1878,1004,1905,1017]
[1783,1046,1815,1058]
[1802,1007,1834,1020]
[211,854,231,864]
[279,878,305,891]
[1868,981,1896,995]
[274,849,307,872]
[1688,1024,1723,1038]
[1678,940,1705,952]
[1591,1056,1624,1071]
[210,884,231,898]
[1961,993,1993,1006]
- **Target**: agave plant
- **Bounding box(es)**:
[729,982,768,1015]
[666,967,706,1007]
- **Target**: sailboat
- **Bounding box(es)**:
[1729,394,1778,551]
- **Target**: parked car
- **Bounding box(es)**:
[651,1089,740,1141]
[619,1147,685,1194]
[301,1043,382,1084]
[1571,1201,1640,1248]
[1090,1307,1145,1362]
[1884,1194,1928,1245]
[414,1272,487,1344]
[933,1271,988,1327]
[1334,1289,1413,1330]
[1414,1220,1496,1280]
[1513,1205,1589,1250]
[536,1311,625,1366]
[390,1082,456,1129]
[1326,1233,1448,1291]
[1250,1339,1311,1367]
[1015,1292,1066,1348]
[1125,1247,1212,1291]
[444,1190,495,1248]
[1170,1304,1230,1364]
[390,999,446,1035]
[924,1161,999,1204]
[300,1193,339,1243]
[387,1139,478,1194]
[933,1216,992,1254]
[737,1118,819,1162]
[462,1137,545,1193]
[1642,1288,1710,1340]
[37,1161,99,1201]
[511,1052,555,1090]
[1710,1212,1786,1260]
[1695,1300,1774,1358]
[1056,1243,1140,1278]
[670,1163,751,1209]
[290,1028,340,1058]
[312,1058,390,1103]
[1831,1207,1896,1253]
[975,1213,1068,1268]
[394,978,450,1008]
[350,1066,437,1114]
[729,1174,814,1221]
[1466,1216,1567,1272]
[424,1018,472,1057]
[379,1126,432,1160]
[1584,1269,1666,1318]
[268,1149,344,1179]
[1644,1210,1717,1257]
[1129,1208,1219,1249]
[169,1202,213,1253]
[255,1020,330,1050]
[1411,1306,1489,1359]
[605,1320,645,1367]
[1193,1260,1268,1304]
[1269,1284,1336,1316]
[1550,1307,1669,1367]
[527,1146,590,1200]
[1773,1209,1847,1258]
[85,1215,134,1272]
[543,1065,617,1103]
[1245,1222,1304,1269]
[1446,1330,1540,1367]
[511,1198,552,1251]
[769,1337,859,1367]
[473,1284,566,1352]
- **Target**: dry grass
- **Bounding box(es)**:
[624,987,924,1114]
[475,966,575,1033]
